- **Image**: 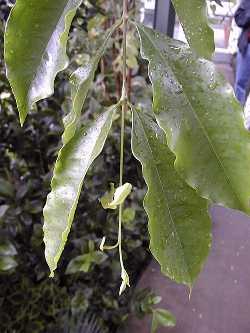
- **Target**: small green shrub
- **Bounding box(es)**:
[0,1,151,331]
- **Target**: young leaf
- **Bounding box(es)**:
[63,21,121,145]
[151,308,176,333]
[119,267,130,296]
[100,183,132,210]
[100,183,116,210]
[131,109,211,287]
[111,183,132,207]
[171,0,215,59]
[4,0,82,125]
[43,105,118,277]
[136,23,250,216]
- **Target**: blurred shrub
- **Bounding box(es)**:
[0,1,153,332]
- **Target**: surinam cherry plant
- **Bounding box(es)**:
[4,0,250,299]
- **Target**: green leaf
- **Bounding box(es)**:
[66,254,92,274]
[0,178,14,198]
[87,13,106,31]
[171,0,214,59]
[0,241,17,257]
[43,105,118,277]
[110,183,132,207]
[119,267,130,296]
[0,256,18,272]
[100,183,116,210]
[0,205,9,219]
[131,109,211,286]
[100,183,132,210]
[91,251,108,265]
[63,21,121,145]
[151,308,176,333]
[4,0,82,125]
[136,23,250,216]
[122,207,136,224]
[65,251,107,274]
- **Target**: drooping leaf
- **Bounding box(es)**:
[4,0,82,125]
[151,308,176,333]
[43,105,118,277]
[136,23,250,215]
[131,109,211,286]
[171,0,215,59]
[63,21,121,145]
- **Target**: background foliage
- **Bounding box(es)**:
[0,1,154,331]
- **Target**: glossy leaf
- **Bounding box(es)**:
[4,0,82,125]
[63,21,121,145]
[136,23,250,215]
[43,105,118,277]
[151,308,176,333]
[131,109,211,286]
[171,0,214,59]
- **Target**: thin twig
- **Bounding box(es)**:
[118,0,129,275]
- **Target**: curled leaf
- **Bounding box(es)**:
[119,267,130,296]
[100,183,132,210]
[111,183,132,207]
[100,237,106,252]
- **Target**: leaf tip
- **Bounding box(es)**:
[188,284,193,300]
[100,237,106,251]
[49,271,55,278]
[19,114,26,127]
